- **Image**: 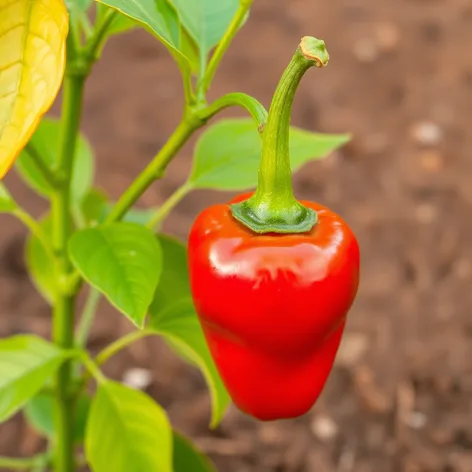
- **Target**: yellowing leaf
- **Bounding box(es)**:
[0,0,69,179]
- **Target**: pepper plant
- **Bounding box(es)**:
[0,1,354,471]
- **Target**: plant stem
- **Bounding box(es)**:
[231,37,329,234]
[76,288,101,347]
[79,351,107,384]
[107,94,268,224]
[85,9,118,61]
[146,182,192,230]
[197,93,267,130]
[96,330,153,366]
[79,330,153,390]
[0,456,38,470]
[106,116,202,223]
[68,12,82,54]
[201,0,253,94]
[79,11,94,39]
[255,54,312,200]
[52,72,86,472]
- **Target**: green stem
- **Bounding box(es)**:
[146,182,192,230]
[96,330,153,366]
[25,142,59,188]
[201,0,253,94]
[79,351,107,384]
[52,72,86,472]
[76,288,101,347]
[0,456,39,470]
[107,95,267,224]
[68,12,82,54]
[85,10,118,61]
[79,11,94,39]
[197,93,267,131]
[79,330,152,390]
[105,115,202,223]
[231,37,330,234]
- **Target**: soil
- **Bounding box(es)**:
[1,0,472,471]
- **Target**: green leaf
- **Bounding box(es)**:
[24,391,91,443]
[150,235,190,316]
[0,183,17,213]
[25,217,57,304]
[171,0,239,61]
[106,11,138,36]
[0,336,65,422]
[81,188,155,227]
[189,118,350,190]
[86,381,172,472]
[80,188,109,226]
[69,223,162,328]
[180,29,200,75]
[173,432,216,472]
[24,393,54,437]
[0,0,68,179]
[149,299,230,427]
[97,0,187,63]
[16,118,94,205]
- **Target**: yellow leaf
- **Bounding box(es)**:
[0,0,69,179]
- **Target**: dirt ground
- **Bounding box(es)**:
[1,0,472,470]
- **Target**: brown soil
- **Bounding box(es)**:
[1,0,472,471]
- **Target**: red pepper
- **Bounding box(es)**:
[189,38,360,421]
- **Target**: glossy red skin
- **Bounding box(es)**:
[189,193,360,421]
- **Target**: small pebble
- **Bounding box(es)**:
[122,368,153,390]
[410,121,443,146]
[407,411,427,430]
[311,415,338,441]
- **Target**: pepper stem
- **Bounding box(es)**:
[231,37,329,233]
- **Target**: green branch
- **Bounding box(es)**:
[78,351,107,384]
[146,182,192,230]
[85,9,118,61]
[198,93,267,130]
[76,288,101,347]
[105,116,201,223]
[96,330,154,366]
[107,94,267,224]
[200,0,254,94]
[0,454,47,470]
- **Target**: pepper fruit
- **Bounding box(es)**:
[189,37,360,421]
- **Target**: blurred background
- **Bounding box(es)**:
[1,0,472,470]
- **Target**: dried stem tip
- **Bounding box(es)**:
[299,36,330,68]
